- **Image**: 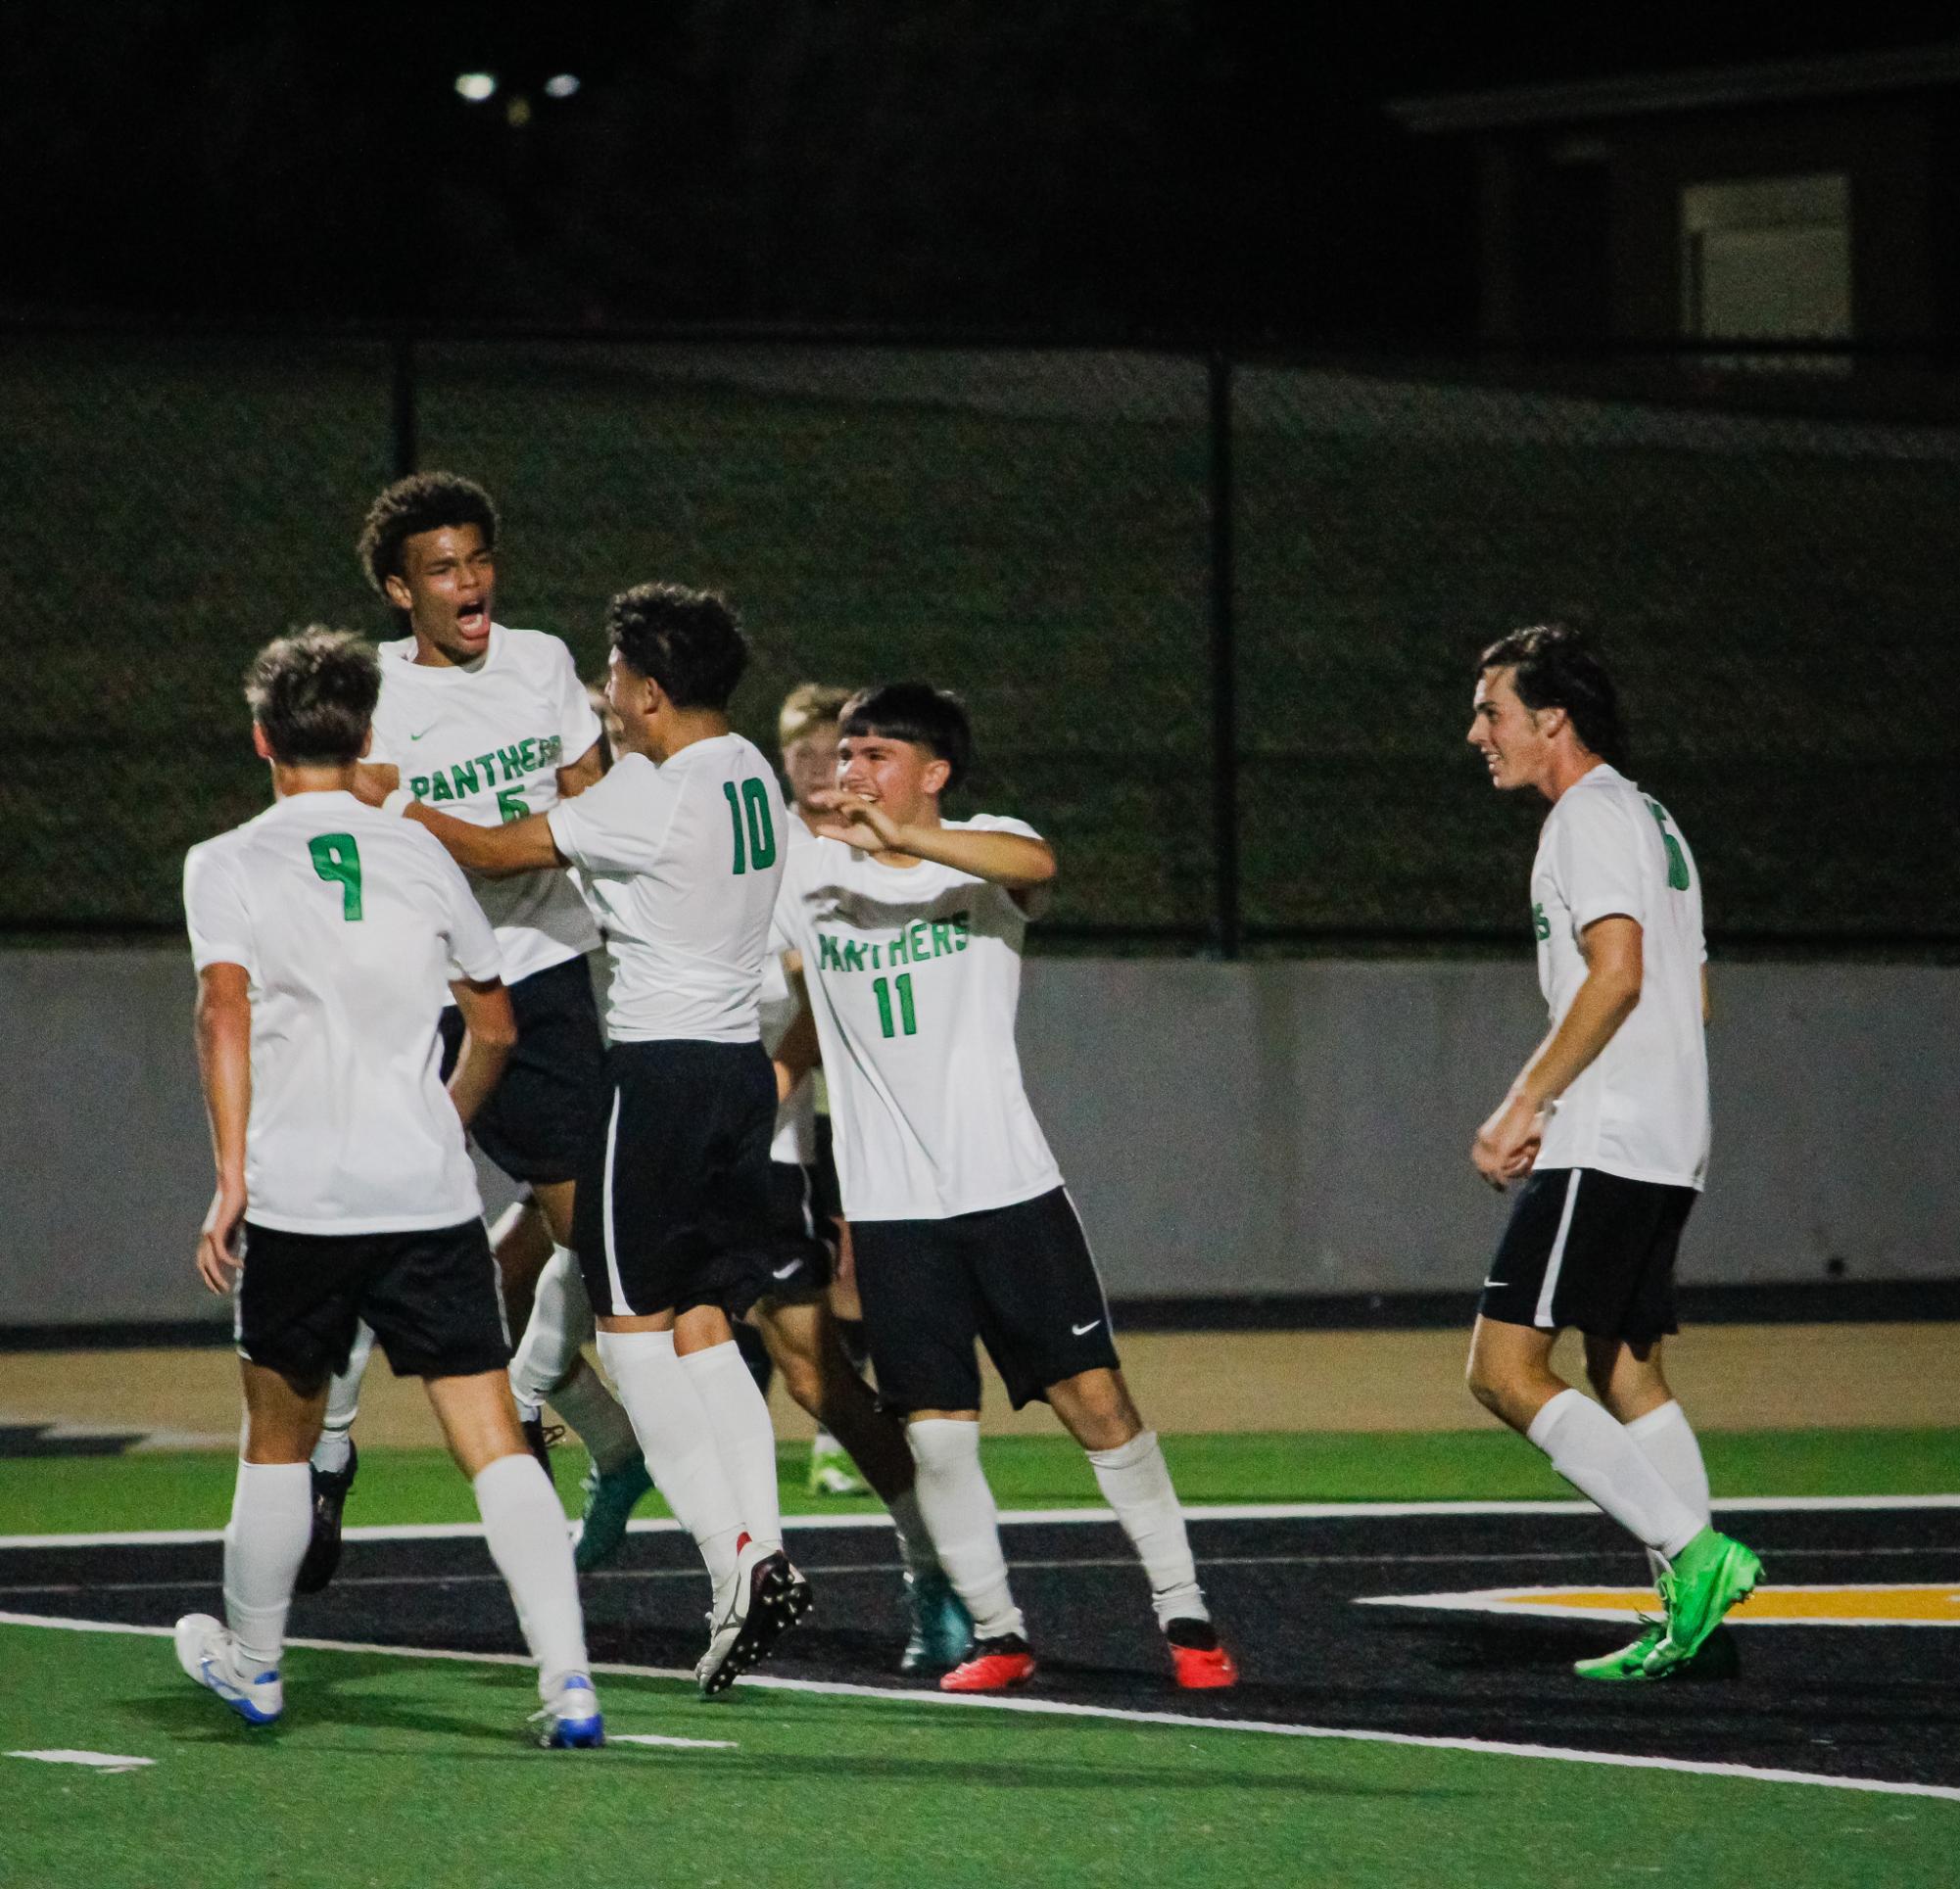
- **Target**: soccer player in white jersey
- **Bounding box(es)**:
[382,584,808,1694]
[175,629,601,1745]
[301,474,646,1593]
[771,684,1237,1693]
[1463,624,1761,1681]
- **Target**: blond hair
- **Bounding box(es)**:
[778,683,854,746]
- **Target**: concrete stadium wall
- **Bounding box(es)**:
[1,949,1952,1330]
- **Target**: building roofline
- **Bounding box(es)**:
[1390,41,1960,135]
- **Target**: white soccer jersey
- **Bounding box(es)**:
[547,733,787,1044]
[182,791,501,1235]
[771,816,1064,1222]
[762,944,817,1164]
[1530,764,1710,1189]
[370,624,603,985]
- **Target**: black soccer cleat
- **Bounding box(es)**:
[521,1415,563,1486]
[294,1440,358,1596]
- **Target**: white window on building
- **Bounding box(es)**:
[1682,172,1851,354]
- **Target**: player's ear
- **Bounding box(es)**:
[382,572,413,613]
[251,721,273,762]
[359,726,374,760]
[921,756,952,797]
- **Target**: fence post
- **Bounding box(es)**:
[392,331,418,479]
[1208,352,1241,959]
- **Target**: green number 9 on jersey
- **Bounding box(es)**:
[309,833,364,921]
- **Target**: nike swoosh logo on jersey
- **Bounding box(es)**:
[408,726,437,741]
[1071,1319,1102,1337]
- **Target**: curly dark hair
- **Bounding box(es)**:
[356,472,500,598]
[839,683,973,791]
[1477,623,1629,771]
[244,627,379,765]
[607,584,749,710]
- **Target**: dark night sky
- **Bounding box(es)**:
[1,5,1941,336]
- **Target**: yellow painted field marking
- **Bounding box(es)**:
[1358,1584,1960,1626]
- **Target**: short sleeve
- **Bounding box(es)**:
[1548,791,1649,935]
[183,842,257,976]
[547,754,672,874]
[555,638,604,767]
[432,844,503,983]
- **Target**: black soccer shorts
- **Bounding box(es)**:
[744,1159,837,1306]
[438,953,605,1188]
[235,1219,510,1387]
[572,1037,778,1320]
[851,1186,1122,1414]
[1478,1166,1697,1344]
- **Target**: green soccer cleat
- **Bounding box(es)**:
[807,1439,868,1497]
[574,1454,654,1573]
[1645,1529,1761,1676]
[1575,1617,1741,1682]
[899,1568,975,1675]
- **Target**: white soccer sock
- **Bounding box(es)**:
[905,1419,1024,1642]
[1627,1398,1712,1583]
[681,1339,784,1554]
[1086,1430,1207,1629]
[474,1452,592,1699]
[596,1330,745,1594]
[549,1356,643,1476]
[312,1323,378,1470]
[1527,1389,1703,1560]
[509,1247,594,1413]
[222,1460,311,1672]
[886,1488,943,1581]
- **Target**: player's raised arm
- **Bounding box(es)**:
[192,961,253,1294]
[401,800,568,877]
[809,791,1057,889]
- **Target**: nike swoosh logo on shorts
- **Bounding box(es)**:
[1072,1319,1102,1337]
[771,1261,800,1280]
[1482,1278,1505,1289]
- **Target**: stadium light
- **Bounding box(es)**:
[454,72,498,102]
[545,73,581,99]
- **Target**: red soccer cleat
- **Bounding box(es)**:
[1166,1618,1238,1689]
[939,1634,1037,1692]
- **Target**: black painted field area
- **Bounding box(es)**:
[6,1505,1956,1790]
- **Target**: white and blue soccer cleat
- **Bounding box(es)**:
[173,1613,283,1726]
[531,1674,605,1749]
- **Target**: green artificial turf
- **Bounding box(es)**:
[2,1622,1953,1889]
[4,1428,1953,1537]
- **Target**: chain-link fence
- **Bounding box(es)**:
[4,330,1956,950]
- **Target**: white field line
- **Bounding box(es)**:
[1,1609,1956,1806]
[3,1490,1955,1552]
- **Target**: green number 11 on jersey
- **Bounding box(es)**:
[722,779,778,875]
[309,833,364,920]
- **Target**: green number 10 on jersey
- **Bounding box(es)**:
[722,779,778,875]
